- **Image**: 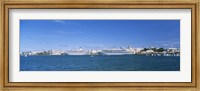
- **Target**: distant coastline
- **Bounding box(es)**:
[20,46,180,56]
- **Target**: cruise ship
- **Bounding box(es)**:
[66,47,88,55]
[101,49,133,55]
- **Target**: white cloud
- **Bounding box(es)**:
[53,20,80,25]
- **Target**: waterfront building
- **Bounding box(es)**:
[167,48,180,53]
[89,50,99,55]
[134,48,143,54]
[50,50,63,55]
[146,49,154,53]
[20,46,180,56]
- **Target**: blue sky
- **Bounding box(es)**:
[20,20,180,51]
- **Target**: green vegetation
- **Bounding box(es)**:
[36,51,50,55]
[142,48,166,52]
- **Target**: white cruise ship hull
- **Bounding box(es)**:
[66,52,88,55]
[102,52,133,55]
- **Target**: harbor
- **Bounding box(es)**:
[20,20,181,71]
[20,46,180,57]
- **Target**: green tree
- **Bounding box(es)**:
[157,48,165,52]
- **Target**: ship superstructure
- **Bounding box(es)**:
[101,46,135,55]
[66,47,88,55]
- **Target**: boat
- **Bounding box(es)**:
[66,51,88,55]
[66,47,88,55]
[101,49,133,55]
